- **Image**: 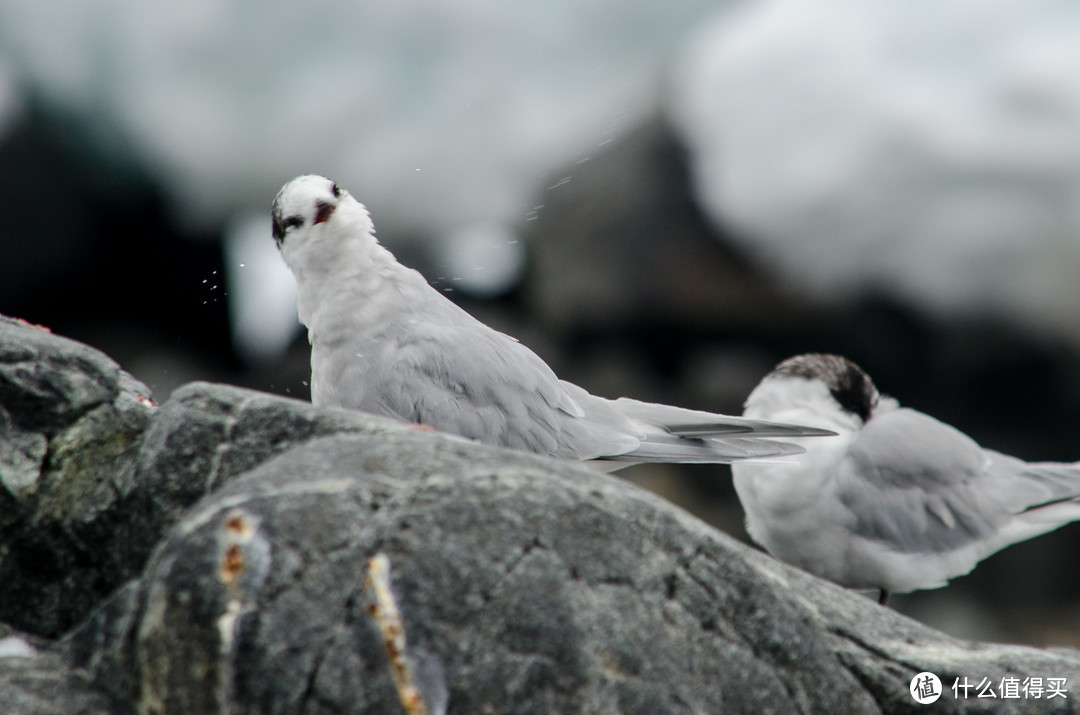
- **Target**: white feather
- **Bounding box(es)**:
[272,175,832,467]
[733,354,1080,595]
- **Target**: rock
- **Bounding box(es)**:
[0,625,118,714]
[0,406,47,508]
[4,317,1080,712]
[0,316,405,638]
[0,316,126,436]
[64,431,1080,713]
[125,380,409,568]
[0,315,156,637]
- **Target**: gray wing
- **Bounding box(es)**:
[834,408,1021,554]
[375,318,641,458]
[372,315,818,462]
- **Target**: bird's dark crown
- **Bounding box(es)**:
[771,353,879,423]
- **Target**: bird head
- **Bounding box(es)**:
[744,353,883,432]
[271,175,376,275]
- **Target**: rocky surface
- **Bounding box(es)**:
[3,315,1080,713]
[0,315,395,639]
[0,624,116,714]
[0,315,157,638]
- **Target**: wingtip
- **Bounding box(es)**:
[667,421,836,439]
[743,420,837,438]
[789,425,838,437]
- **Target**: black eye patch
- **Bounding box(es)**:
[272,213,304,247]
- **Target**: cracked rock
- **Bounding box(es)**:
[65,430,1080,713]
[0,316,402,639]
[0,316,157,637]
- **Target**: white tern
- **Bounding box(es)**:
[271,174,832,467]
[733,353,1080,603]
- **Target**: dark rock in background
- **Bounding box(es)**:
[524,115,813,338]
[0,105,254,399]
[2,314,1080,712]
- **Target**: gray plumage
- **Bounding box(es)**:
[271,174,830,467]
[733,353,1080,596]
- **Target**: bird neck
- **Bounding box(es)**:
[294,233,401,334]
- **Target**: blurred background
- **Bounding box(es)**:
[3,0,1080,647]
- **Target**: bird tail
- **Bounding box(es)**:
[602,396,833,465]
[610,397,836,438]
[994,457,1080,547]
[1017,461,1080,510]
[599,434,808,465]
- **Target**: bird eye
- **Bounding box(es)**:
[272,213,305,247]
[330,182,341,198]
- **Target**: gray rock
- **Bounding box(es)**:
[524,116,814,336]
[64,429,1080,714]
[0,405,47,506]
[5,317,1080,712]
[0,625,119,714]
[124,381,412,573]
[0,316,402,638]
[0,316,157,637]
[0,317,124,435]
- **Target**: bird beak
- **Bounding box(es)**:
[314,200,336,226]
